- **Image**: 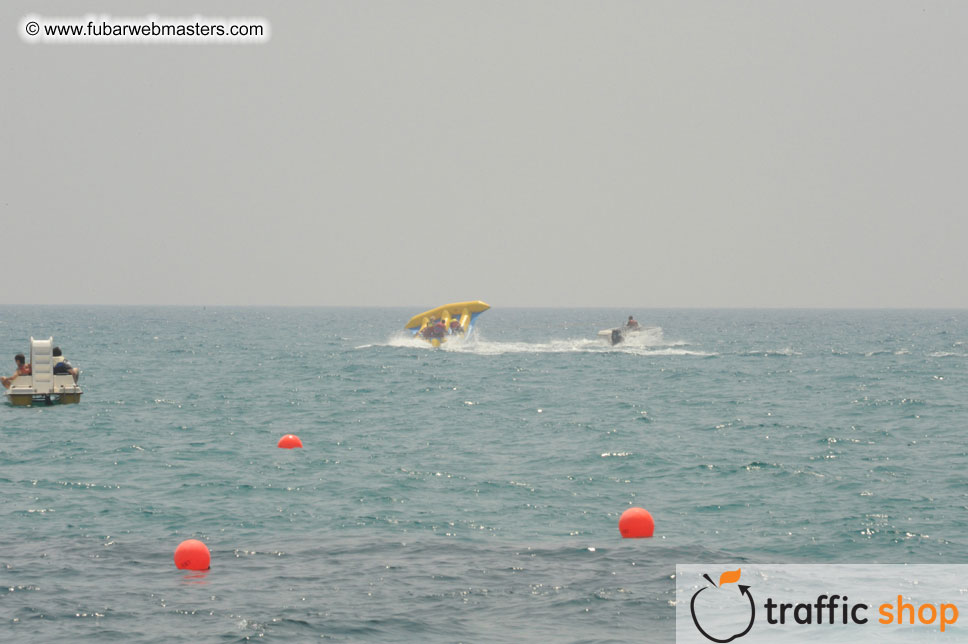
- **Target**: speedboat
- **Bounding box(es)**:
[405,301,490,347]
[598,324,659,346]
[5,337,82,406]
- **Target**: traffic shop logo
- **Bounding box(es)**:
[689,569,755,643]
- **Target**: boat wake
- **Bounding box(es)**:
[360,327,716,357]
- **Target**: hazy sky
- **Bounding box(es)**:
[3,1,966,307]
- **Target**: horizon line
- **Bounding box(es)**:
[1,304,966,311]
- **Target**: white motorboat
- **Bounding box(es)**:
[5,337,82,406]
[598,324,660,346]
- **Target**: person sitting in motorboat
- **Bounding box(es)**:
[626,315,639,329]
[432,319,447,338]
[52,347,80,383]
[1,353,31,389]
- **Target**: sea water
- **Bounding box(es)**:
[1,307,966,642]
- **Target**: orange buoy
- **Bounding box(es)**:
[618,507,654,538]
[277,434,303,449]
[174,539,211,570]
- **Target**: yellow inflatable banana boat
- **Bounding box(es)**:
[404,301,490,347]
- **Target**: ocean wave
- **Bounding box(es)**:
[445,342,716,357]
[738,347,802,357]
[622,347,717,357]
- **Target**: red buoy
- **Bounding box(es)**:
[618,507,654,538]
[174,539,211,570]
[277,434,303,449]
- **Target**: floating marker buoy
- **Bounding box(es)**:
[174,539,211,570]
[618,507,654,538]
[277,434,302,449]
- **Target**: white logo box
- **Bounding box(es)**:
[675,564,967,643]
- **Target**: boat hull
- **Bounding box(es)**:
[6,392,82,406]
[598,326,659,346]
